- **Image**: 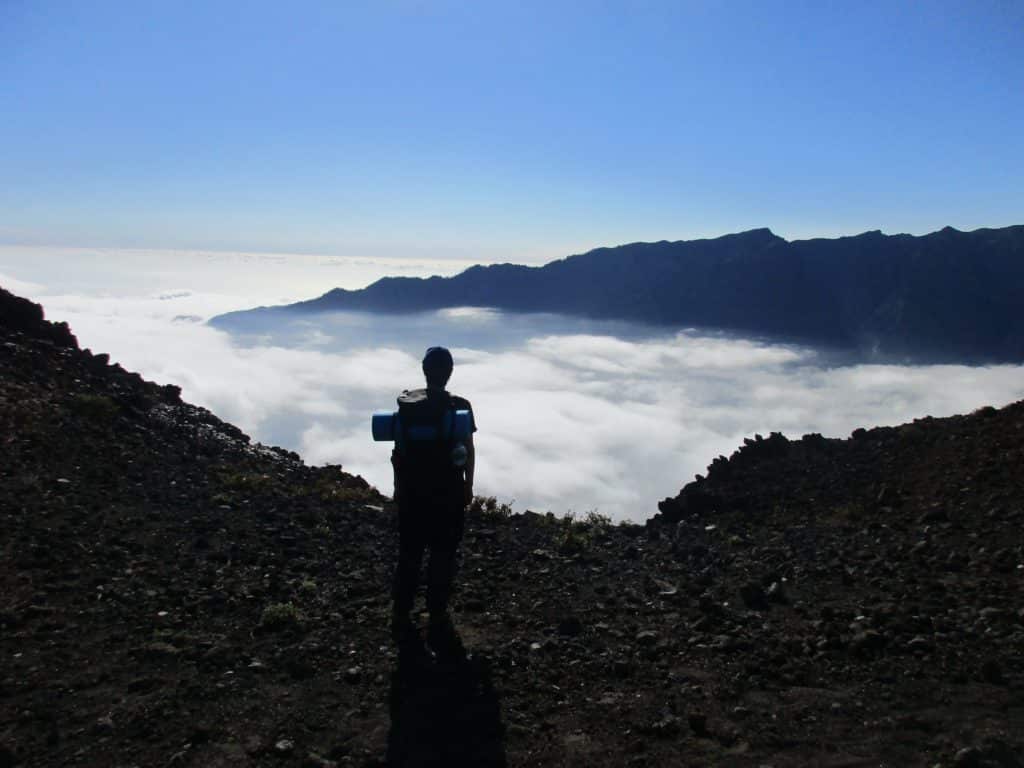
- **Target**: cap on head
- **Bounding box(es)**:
[422,346,453,385]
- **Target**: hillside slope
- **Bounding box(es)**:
[3,285,1024,768]
[211,224,1024,363]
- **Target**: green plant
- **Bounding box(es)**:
[556,511,586,554]
[299,474,377,504]
[468,495,514,522]
[557,525,587,555]
[259,602,303,631]
[583,510,612,531]
[553,509,614,554]
[829,500,867,525]
[218,470,274,492]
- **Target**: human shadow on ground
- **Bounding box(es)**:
[385,626,507,767]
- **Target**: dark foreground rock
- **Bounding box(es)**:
[2,285,1023,767]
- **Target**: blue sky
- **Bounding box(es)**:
[1,1,1021,262]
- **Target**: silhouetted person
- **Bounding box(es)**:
[391,346,476,648]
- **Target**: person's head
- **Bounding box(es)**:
[422,346,453,389]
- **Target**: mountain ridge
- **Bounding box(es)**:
[212,224,1024,363]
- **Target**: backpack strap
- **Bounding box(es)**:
[441,404,455,441]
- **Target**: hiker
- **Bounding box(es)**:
[390,346,476,644]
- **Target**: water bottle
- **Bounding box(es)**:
[451,442,468,468]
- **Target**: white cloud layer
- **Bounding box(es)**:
[0,245,483,307]
[3,253,1024,521]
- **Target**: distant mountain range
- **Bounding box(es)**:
[212,225,1024,362]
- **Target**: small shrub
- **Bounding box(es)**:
[298,579,317,595]
[583,510,612,531]
[219,471,274,492]
[557,526,587,555]
[259,602,303,631]
[468,495,514,522]
[556,511,587,554]
[554,510,614,554]
[537,511,558,528]
[302,474,377,504]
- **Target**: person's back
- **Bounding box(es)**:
[393,387,466,499]
[390,347,476,646]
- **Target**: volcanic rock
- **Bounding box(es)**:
[3,285,1024,767]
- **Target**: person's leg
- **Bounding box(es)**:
[392,504,426,633]
[425,495,466,619]
[425,495,466,659]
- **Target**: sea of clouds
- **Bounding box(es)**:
[3,246,1024,521]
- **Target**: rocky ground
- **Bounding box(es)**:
[1,285,1023,768]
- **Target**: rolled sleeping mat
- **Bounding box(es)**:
[371,409,471,442]
[372,411,398,441]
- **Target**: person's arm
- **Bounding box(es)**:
[463,433,475,506]
[391,448,400,503]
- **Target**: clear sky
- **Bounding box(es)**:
[1,1,1021,262]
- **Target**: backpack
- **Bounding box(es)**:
[393,388,464,495]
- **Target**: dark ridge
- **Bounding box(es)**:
[211,224,1024,363]
[0,286,79,349]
